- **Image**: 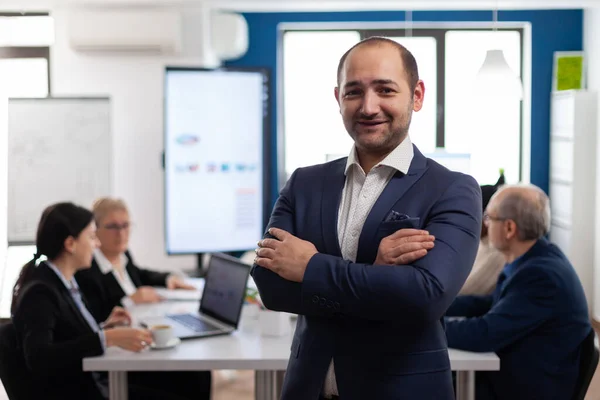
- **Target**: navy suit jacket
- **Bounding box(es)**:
[445,238,591,400]
[251,146,482,400]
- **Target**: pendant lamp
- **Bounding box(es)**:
[474,9,523,100]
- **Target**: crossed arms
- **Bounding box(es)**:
[251,170,481,323]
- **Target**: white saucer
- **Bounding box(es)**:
[150,337,181,350]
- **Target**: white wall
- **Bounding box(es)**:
[50,9,217,272]
[0,95,7,286]
[584,7,600,319]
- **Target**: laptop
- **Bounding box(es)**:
[140,252,250,340]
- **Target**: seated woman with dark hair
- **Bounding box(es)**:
[11,202,210,400]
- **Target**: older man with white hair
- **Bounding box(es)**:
[444,183,592,400]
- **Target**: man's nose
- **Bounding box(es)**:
[360,90,380,116]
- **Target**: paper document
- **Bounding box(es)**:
[154,288,202,302]
[154,278,204,301]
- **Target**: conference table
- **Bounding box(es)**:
[83,288,499,400]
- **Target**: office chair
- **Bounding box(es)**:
[572,329,599,400]
[0,322,35,400]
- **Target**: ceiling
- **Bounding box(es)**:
[5,0,599,12]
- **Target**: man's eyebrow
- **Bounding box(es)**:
[343,79,399,89]
[372,79,398,86]
[343,80,361,89]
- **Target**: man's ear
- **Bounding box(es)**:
[334,87,341,106]
[505,220,518,241]
[412,80,425,112]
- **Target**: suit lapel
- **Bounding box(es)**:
[39,264,94,333]
[320,159,347,257]
[356,146,429,263]
[103,271,126,298]
[125,259,142,287]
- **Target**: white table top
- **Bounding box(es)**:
[84,299,499,373]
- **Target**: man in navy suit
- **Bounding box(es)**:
[445,184,592,400]
[252,37,482,400]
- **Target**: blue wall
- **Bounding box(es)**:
[225,9,583,206]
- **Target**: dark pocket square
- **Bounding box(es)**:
[384,210,411,222]
[377,217,421,238]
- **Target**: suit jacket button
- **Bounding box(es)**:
[319,297,326,306]
[312,295,319,304]
[326,300,333,309]
[334,302,340,311]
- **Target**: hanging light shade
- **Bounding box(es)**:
[474,49,523,100]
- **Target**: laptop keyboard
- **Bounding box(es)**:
[168,314,221,333]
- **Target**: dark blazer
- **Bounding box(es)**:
[251,146,482,400]
[445,238,592,400]
[75,250,169,322]
[11,262,106,400]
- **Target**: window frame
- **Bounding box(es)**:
[278,23,526,188]
[0,12,52,95]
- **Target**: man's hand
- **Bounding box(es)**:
[103,306,132,328]
[129,286,163,304]
[375,229,435,266]
[255,228,318,282]
[166,275,196,290]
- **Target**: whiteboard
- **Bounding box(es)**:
[8,97,112,243]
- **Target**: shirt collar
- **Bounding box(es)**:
[94,249,128,275]
[502,244,533,278]
[45,261,79,291]
[345,135,414,175]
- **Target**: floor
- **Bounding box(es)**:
[213,370,254,400]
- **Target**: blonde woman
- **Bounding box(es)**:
[76,198,194,323]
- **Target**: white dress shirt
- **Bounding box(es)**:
[323,136,414,398]
[94,249,137,308]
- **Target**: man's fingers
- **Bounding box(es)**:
[258,238,280,249]
[388,242,433,258]
[395,249,428,265]
[387,228,429,240]
[389,233,435,245]
[256,247,276,259]
[268,227,290,241]
[255,257,276,272]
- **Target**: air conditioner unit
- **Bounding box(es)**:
[67,9,182,53]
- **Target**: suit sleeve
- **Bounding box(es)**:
[446,295,493,317]
[251,170,306,315]
[253,171,482,323]
[135,267,169,287]
[445,267,558,352]
[14,284,104,378]
[126,252,170,287]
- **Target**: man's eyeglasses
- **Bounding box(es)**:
[483,213,507,224]
[102,222,131,232]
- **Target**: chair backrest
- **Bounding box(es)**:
[572,329,599,400]
[0,322,36,400]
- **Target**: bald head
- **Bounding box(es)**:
[489,184,551,241]
[336,36,420,92]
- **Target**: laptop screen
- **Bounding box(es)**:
[199,253,250,327]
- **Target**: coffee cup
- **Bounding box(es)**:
[150,324,174,347]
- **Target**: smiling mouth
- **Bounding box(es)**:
[357,120,386,127]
